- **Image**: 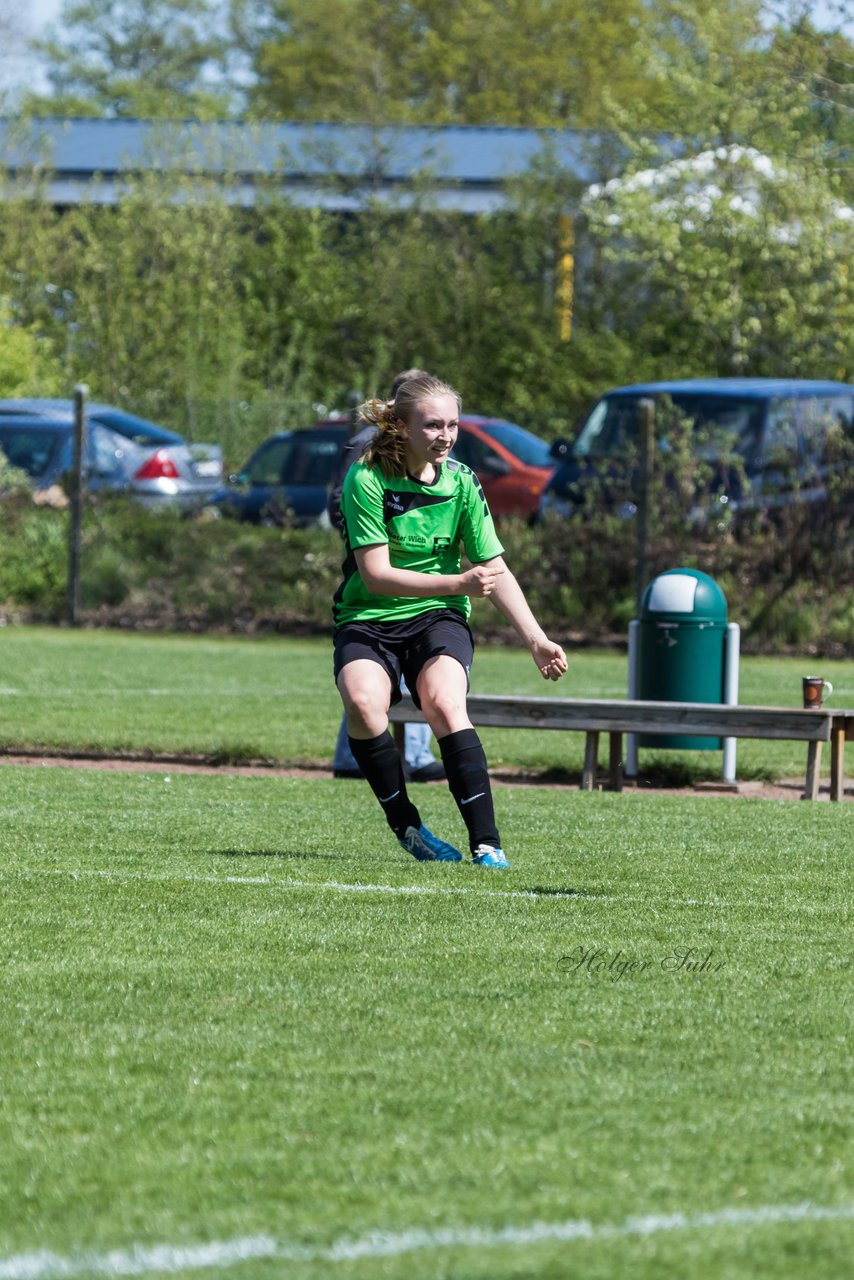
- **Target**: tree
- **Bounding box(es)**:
[581,144,854,379]
[245,0,665,127]
[764,12,854,202]
[25,0,234,119]
[532,1,854,387]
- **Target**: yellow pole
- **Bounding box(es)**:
[557,213,574,342]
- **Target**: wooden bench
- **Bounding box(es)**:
[389,694,847,801]
[830,710,854,803]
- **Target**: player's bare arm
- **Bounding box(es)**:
[484,556,568,681]
[356,544,504,599]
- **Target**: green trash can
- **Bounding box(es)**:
[637,569,728,749]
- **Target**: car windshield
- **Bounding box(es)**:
[476,419,552,467]
[0,425,64,478]
[574,394,764,460]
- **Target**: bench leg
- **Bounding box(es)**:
[582,731,599,791]
[392,720,406,759]
[830,725,846,802]
[803,741,822,801]
[608,731,623,792]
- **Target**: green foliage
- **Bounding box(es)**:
[0,496,67,614]
[0,454,31,494]
[248,0,661,128]
[2,6,854,509]
[2,468,853,656]
[0,296,65,395]
[766,14,854,202]
[58,499,342,632]
[582,143,854,380]
[0,160,610,457]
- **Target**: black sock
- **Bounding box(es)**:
[348,732,420,838]
[438,728,500,853]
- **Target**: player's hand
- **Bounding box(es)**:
[460,563,505,598]
[532,639,568,681]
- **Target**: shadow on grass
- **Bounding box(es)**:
[494,759,777,788]
[524,884,596,899]
[634,757,777,786]
[213,847,346,862]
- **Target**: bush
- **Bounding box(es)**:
[1,490,852,655]
[0,494,68,617]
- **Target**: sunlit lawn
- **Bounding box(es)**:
[1,626,851,782]
[0,763,851,1278]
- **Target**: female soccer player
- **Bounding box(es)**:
[333,373,567,868]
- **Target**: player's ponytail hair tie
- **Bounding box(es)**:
[358,397,395,428]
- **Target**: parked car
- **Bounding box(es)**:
[0,398,222,510]
[450,416,555,519]
[209,424,348,526]
[538,378,854,522]
[211,414,555,527]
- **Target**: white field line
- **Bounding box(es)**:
[1,1202,852,1278]
[0,865,579,901]
[0,865,730,908]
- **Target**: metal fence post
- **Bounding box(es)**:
[67,384,88,627]
[635,397,654,616]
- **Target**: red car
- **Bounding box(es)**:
[452,416,555,519]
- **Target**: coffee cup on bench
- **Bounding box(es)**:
[802,676,833,709]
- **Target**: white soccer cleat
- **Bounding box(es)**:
[472,844,510,869]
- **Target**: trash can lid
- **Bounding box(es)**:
[640,568,727,623]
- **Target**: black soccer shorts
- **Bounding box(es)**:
[333,608,474,708]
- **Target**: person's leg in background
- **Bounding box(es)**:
[333,713,362,778]
[402,720,445,780]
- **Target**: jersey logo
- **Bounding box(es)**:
[382,489,452,526]
[433,536,452,552]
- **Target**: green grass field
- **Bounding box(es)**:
[0,629,852,1278]
[1,626,852,780]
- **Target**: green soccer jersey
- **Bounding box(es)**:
[333,458,504,626]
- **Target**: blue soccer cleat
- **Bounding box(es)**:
[472,844,510,869]
[398,823,463,863]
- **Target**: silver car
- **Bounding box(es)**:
[0,399,222,510]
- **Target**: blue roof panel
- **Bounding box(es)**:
[0,117,598,185]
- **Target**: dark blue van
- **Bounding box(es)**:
[539,378,854,521]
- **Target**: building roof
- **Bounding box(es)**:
[0,117,602,212]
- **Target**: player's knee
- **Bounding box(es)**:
[420,690,469,736]
[342,683,386,731]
